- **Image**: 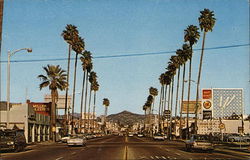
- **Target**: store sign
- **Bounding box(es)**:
[181,101,201,114]
[203,89,212,99]
[203,100,212,109]
[30,102,50,116]
[203,110,212,119]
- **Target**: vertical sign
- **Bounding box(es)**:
[202,89,213,119]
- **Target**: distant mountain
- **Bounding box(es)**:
[106,110,144,127]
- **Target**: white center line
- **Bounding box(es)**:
[55,157,63,160]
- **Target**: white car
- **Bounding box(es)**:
[128,132,134,137]
[185,135,214,151]
[67,135,87,146]
[61,135,71,143]
[153,133,165,141]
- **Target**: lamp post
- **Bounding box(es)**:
[6,48,32,129]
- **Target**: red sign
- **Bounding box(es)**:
[29,102,51,116]
[202,89,212,99]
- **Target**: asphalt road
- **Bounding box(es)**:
[0,135,249,160]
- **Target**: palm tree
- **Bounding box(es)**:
[142,104,147,131]
[149,87,158,135]
[103,98,110,134]
[177,44,191,139]
[71,36,85,134]
[92,81,99,132]
[83,60,93,132]
[61,24,79,121]
[38,65,68,142]
[158,73,165,132]
[172,53,185,137]
[184,25,200,139]
[194,9,216,134]
[167,61,177,140]
[87,71,97,132]
[164,71,172,138]
[79,50,92,132]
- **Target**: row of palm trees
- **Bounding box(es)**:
[142,8,216,139]
[38,24,111,141]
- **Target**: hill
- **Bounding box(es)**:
[107,110,144,127]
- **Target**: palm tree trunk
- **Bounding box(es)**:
[167,83,171,138]
[169,77,175,140]
[92,91,97,133]
[174,68,180,137]
[179,64,186,139]
[158,86,163,133]
[87,89,92,133]
[64,44,71,121]
[187,46,193,139]
[71,53,78,134]
[80,70,86,132]
[195,31,206,134]
[51,90,56,142]
[83,72,89,133]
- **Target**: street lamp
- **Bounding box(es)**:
[6,48,32,129]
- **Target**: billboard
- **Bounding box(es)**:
[181,100,201,114]
[212,88,243,118]
[44,94,71,109]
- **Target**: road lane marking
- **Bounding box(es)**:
[155,156,159,159]
[123,145,128,160]
[161,156,167,159]
[71,152,76,155]
[165,149,169,151]
[150,156,154,159]
[55,157,63,160]
[176,153,181,156]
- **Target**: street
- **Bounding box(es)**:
[0,135,249,160]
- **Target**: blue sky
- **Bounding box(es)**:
[0,0,249,116]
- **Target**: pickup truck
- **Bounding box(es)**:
[185,135,214,152]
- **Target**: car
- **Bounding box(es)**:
[185,135,214,152]
[61,135,71,143]
[67,134,87,147]
[86,134,94,140]
[153,133,165,141]
[227,134,250,142]
[137,133,144,137]
[128,132,134,137]
[0,129,27,152]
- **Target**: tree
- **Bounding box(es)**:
[91,80,99,132]
[79,50,92,132]
[184,25,200,139]
[103,98,110,133]
[177,44,191,139]
[38,65,67,142]
[194,8,216,134]
[71,36,85,134]
[61,24,79,131]
[158,73,165,132]
[87,71,97,132]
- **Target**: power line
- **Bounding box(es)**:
[0,43,249,63]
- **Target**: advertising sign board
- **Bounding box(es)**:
[44,94,71,109]
[203,110,212,119]
[181,101,201,114]
[29,102,51,116]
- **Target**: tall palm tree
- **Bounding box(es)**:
[158,73,165,132]
[145,97,153,135]
[87,71,97,132]
[172,53,185,137]
[103,98,110,133]
[142,104,147,131]
[167,61,177,140]
[83,60,93,132]
[194,9,216,134]
[38,65,68,142]
[177,44,191,139]
[79,50,92,132]
[71,36,85,134]
[92,81,99,132]
[61,24,79,121]
[164,71,172,137]
[149,87,158,134]
[184,25,200,139]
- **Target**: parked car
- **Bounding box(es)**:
[153,133,164,141]
[0,129,27,152]
[185,134,214,152]
[67,134,86,147]
[137,133,144,137]
[128,132,134,137]
[227,134,250,142]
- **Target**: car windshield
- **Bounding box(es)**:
[193,135,209,141]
